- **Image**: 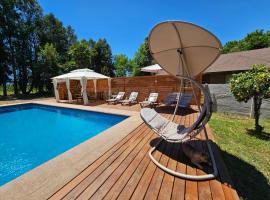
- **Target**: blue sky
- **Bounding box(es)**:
[38,0,270,58]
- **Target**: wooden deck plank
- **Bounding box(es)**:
[185,112,199,200]
[124,141,167,200]
[102,137,155,200]
[202,125,226,200]
[157,114,182,200]
[89,132,155,199]
[49,107,239,200]
[193,111,212,200]
[75,127,153,199]
[143,141,170,200]
[62,125,149,200]
[143,114,175,200]
[205,126,239,200]
[171,114,187,200]
[49,124,145,200]
[157,143,178,200]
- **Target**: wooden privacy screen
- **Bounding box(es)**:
[57,74,202,104]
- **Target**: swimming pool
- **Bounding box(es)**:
[0,103,127,186]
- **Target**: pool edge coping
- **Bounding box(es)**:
[0,101,143,200]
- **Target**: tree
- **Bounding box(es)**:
[114,54,129,77]
[1,0,21,94]
[39,13,76,63]
[222,29,270,54]
[37,13,77,92]
[131,38,154,76]
[66,40,91,70]
[38,43,60,93]
[16,0,43,94]
[0,22,11,96]
[90,39,114,76]
[230,64,270,133]
[244,30,269,50]
[222,41,241,54]
[0,39,11,96]
[0,0,78,96]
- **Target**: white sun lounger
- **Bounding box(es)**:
[140,93,159,108]
[106,92,125,104]
[120,92,138,106]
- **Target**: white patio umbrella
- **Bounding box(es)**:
[141,64,163,73]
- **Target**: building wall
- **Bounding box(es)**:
[57,74,202,104]
[203,71,244,84]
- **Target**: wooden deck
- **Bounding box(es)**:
[48,107,239,200]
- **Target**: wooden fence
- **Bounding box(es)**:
[57,74,202,104]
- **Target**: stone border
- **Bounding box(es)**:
[0,101,142,200]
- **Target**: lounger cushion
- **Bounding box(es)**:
[140,108,189,141]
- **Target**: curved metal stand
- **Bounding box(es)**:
[149,134,218,181]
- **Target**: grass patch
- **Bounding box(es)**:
[209,113,270,200]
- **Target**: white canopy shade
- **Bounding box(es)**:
[52,68,109,81]
[51,69,111,105]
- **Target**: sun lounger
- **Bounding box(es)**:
[120,92,138,106]
[106,92,125,104]
[164,92,179,106]
[140,93,159,108]
[164,93,193,108]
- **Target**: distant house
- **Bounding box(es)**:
[203,48,270,84]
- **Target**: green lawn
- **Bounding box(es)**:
[209,113,270,200]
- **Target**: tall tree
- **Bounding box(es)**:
[1,0,20,94]
[243,30,269,50]
[38,43,60,93]
[16,0,43,94]
[39,13,76,63]
[37,13,77,92]
[66,25,77,48]
[222,29,270,54]
[114,54,129,77]
[90,39,114,76]
[131,38,154,76]
[0,36,10,96]
[66,40,91,71]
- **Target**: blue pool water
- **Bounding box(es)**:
[0,104,127,186]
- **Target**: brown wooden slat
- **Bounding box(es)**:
[49,124,145,200]
[190,110,212,200]
[48,107,239,200]
[157,113,182,200]
[62,125,149,200]
[201,125,226,200]
[58,74,202,103]
[171,113,187,200]
[143,140,174,200]
[89,132,156,199]
[102,137,156,200]
[143,114,175,200]
[122,142,167,200]
[76,128,154,199]
[205,126,239,200]
[185,113,198,200]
